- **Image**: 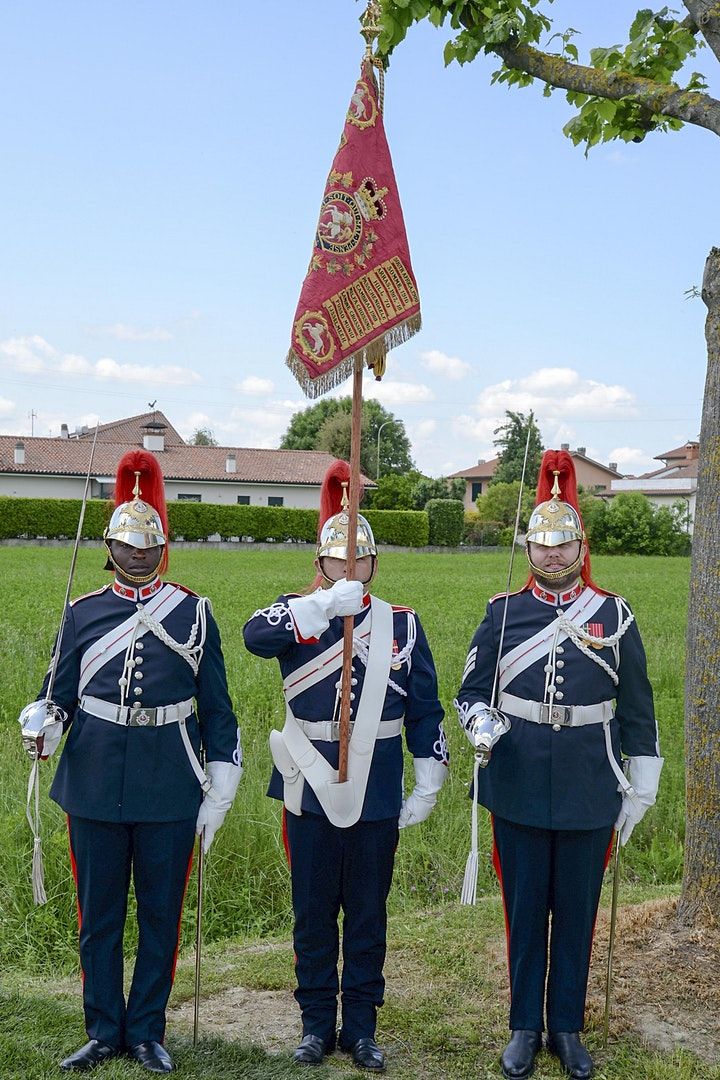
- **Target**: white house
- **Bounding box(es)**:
[607,441,698,533]
[0,411,374,508]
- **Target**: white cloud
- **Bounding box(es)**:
[0,335,201,386]
[473,367,636,419]
[99,323,173,342]
[420,349,471,380]
[451,414,498,450]
[0,335,56,371]
[0,396,15,417]
[365,379,435,406]
[608,446,657,473]
[94,358,201,384]
[236,375,275,395]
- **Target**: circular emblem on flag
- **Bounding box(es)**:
[346,79,377,129]
[294,311,336,367]
[316,190,363,254]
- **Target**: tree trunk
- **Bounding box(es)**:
[678,245,720,928]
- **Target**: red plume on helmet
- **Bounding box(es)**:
[529,449,603,590]
[113,450,169,574]
[306,459,366,591]
[317,458,366,538]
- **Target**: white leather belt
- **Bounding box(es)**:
[499,693,614,728]
[80,695,194,728]
[294,716,403,742]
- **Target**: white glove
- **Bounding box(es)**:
[196,760,243,853]
[288,579,364,639]
[615,755,664,846]
[398,757,447,829]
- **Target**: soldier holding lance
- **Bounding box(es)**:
[18,451,242,1073]
[244,460,448,1071]
[455,450,662,1080]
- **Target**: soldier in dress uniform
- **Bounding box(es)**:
[243,460,447,1072]
[18,451,242,1074]
[455,450,662,1080]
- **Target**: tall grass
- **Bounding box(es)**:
[0,546,688,973]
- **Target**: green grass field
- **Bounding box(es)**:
[0,545,703,1078]
[0,545,688,977]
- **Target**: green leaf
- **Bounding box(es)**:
[595,98,617,121]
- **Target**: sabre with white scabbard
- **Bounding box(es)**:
[459,419,534,906]
[18,422,100,905]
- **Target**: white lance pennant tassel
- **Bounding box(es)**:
[26,760,48,906]
[460,754,482,906]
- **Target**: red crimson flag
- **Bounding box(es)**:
[285,58,421,398]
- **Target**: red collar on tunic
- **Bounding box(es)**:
[532,581,585,606]
[112,577,163,602]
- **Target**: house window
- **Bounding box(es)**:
[177,493,201,503]
[268,496,284,507]
[97,483,114,500]
[237,495,250,505]
[471,482,483,501]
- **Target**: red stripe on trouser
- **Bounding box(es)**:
[491,814,512,985]
[170,845,195,984]
[281,808,299,966]
[282,807,292,867]
[66,816,85,986]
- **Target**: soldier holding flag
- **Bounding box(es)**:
[455,450,662,1080]
[244,460,447,1070]
[18,451,242,1073]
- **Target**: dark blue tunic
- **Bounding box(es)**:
[243,594,447,820]
[457,583,658,830]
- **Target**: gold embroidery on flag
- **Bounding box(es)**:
[346,79,378,129]
[322,257,419,350]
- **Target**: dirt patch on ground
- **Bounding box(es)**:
[171,986,300,1052]
[586,897,720,1064]
[166,899,720,1065]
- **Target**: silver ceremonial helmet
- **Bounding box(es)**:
[19,700,67,760]
[317,483,377,561]
[105,471,167,551]
[526,470,584,584]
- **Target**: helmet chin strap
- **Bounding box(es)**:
[105,543,161,584]
[526,549,583,587]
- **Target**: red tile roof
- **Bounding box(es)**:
[447,457,499,480]
[655,441,699,462]
[1,411,374,487]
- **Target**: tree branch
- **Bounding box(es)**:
[490,40,720,137]
[683,0,720,66]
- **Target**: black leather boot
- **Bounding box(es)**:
[338,1036,386,1071]
[128,1041,174,1073]
[293,1034,334,1065]
[501,1030,542,1080]
[546,1032,594,1080]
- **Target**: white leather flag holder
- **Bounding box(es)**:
[270,597,394,827]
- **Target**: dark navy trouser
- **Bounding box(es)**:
[68,815,196,1047]
[492,815,614,1033]
[284,811,398,1046]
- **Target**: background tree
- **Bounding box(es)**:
[476,479,536,528]
[191,427,218,446]
[316,411,376,479]
[380,0,718,929]
[366,470,424,509]
[492,410,544,485]
[280,397,414,476]
[411,475,466,509]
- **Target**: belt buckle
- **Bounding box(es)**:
[330,719,353,741]
[128,705,156,727]
[541,703,571,726]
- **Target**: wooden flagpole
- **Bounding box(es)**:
[338,355,364,782]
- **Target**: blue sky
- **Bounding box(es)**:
[0,2,711,477]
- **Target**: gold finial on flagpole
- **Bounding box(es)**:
[360,0,382,57]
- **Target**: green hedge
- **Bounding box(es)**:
[426,498,464,546]
[0,497,430,548]
[364,509,428,547]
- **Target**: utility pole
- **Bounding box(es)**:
[28,409,37,436]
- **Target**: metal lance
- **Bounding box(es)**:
[193,752,207,1045]
[603,829,622,1046]
[460,418,534,906]
[21,422,100,905]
